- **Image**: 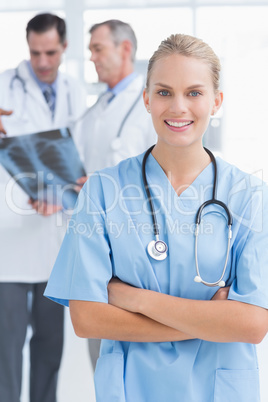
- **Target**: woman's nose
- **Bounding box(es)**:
[169,95,188,114]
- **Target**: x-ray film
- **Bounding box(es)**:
[0,128,86,209]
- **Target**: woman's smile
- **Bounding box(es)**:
[164,119,194,131]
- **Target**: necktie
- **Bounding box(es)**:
[99,91,115,110]
[43,86,55,115]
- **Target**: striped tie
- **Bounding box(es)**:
[43,86,55,115]
[99,91,115,109]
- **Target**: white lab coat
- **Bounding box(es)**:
[75,74,156,173]
[0,60,86,282]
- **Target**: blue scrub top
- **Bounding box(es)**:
[45,152,268,402]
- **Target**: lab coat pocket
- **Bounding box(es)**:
[214,368,260,402]
[94,352,125,402]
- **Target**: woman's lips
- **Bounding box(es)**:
[164,119,193,131]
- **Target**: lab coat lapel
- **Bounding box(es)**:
[102,75,144,114]
[18,61,49,113]
[53,74,69,127]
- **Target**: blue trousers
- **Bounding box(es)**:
[0,282,64,402]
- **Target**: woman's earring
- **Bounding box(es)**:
[147,107,151,113]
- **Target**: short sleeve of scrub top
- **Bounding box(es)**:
[45,172,113,306]
[226,173,268,309]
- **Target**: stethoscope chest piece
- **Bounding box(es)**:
[147,240,168,261]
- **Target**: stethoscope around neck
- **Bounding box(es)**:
[142,145,233,287]
[9,67,73,119]
[110,85,144,151]
[79,83,145,151]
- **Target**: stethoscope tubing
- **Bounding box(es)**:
[115,85,144,140]
[194,222,232,287]
[142,145,160,237]
[76,82,145,144]
[9,69,72,118]
[142,145,233,287]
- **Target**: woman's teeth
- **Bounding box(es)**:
[166,120,192,127]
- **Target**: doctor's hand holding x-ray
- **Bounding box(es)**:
[0,108,13,136]
[0,106,61,216]
[0,110,64,216]
[28,198,63,216]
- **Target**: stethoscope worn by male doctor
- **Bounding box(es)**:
[78,76,144,151]
[9,67,72,121]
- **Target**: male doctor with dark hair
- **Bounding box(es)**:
[0,13,86,402]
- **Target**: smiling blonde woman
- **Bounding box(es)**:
[45,34,268,402]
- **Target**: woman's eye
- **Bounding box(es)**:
[158,90,170,96]
[189,91,201,97]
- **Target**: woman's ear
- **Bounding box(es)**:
[143,89,150,113]
[212,91,223,115]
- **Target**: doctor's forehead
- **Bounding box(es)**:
[27,28,63,51]
[89,25,114,49]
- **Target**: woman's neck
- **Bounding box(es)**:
[151,142,211,196]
